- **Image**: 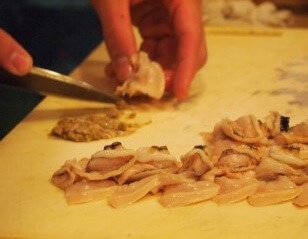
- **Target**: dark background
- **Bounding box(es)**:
[0,0,103,139]
[1,0,307,140]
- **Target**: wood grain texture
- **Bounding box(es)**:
[0,27,308,239]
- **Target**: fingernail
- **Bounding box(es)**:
[114,57,133,82]
[10,51,32,75]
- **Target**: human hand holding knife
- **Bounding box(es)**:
[0,29,119,103]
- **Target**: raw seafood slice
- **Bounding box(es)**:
[178,145,214,176]
[159,181,220,207]
[264,111,289,138]
[150,172,196,194]
[210,139,240,164]
[248,176,303,206]
[115,51,165,99]
[117,146,182,184]
[255,157,302,181]
[293,183,308,207]
[135,146,180,164]
[202,122,228,145]
[216,145,260,173]
[200,167,225,182]
[275,120,308,144]
[121,169,175,184]
[220,115,268,145]
[85,142,136,180]
[51,159,89,190]
[269,146,307,167]
[289,172,308,186]
[158,172,194,185]
[91,142,135,158]
[117,163,157,185]
[65,180,118,204]
[212,171,260,204]
[135,146,181,170]
[292,143,308,159]
[51,161,78,190]
[108,174,160,208]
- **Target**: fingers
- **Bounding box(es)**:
[92,0,207,101]
[0,29,33,76]
[131,1,172,39]
[164,0,207,101]
[91,0,137,82]
[155,37,177,89]
[140,38,158,60]
[155,37,176,70]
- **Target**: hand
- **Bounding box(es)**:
[0,28,33,76]
[91,0,207,101]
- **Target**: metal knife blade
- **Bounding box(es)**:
[0,66,120,103]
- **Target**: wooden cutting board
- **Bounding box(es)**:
[0,27,308,239]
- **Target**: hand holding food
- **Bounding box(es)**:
[91,0,207,101]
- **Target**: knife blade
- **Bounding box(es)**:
[0,66,120,103]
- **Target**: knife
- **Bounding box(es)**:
[0,66,120,103]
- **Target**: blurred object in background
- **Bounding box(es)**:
[202,0,292,27]
[254,0,308,9]
[258,0,308,28]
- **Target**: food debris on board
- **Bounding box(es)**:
[51,103,150,142]
[51,112,308,208]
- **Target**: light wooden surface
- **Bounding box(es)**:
[0,27,308,239]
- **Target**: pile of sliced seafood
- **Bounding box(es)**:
[202,0,291,27]
[51,112,308,208]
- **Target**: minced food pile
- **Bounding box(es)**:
[51,107,143,142]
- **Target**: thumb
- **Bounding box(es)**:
[0,29,33,76]
[91,0,137,82]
